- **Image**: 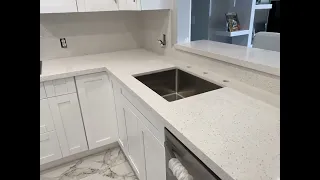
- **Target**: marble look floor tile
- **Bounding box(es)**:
[40,161,78,179]
[97,147,126,168]
[97,162,138,180]
[40,147,136,180]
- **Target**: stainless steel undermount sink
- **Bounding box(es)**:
[134,68,223,102]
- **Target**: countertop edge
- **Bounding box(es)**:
[174,44,280,77]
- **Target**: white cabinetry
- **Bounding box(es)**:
[40,0,78,13]
[44,77,77,98]
[140,0,171,10]
[140,120,166,180]
[119,0,171,10]
[40,0,171,13]
[48,93,88,156]
[112,79,129,155]
[122,101,146,180]
[112,76,165,180]
[76,72,118,150]
[40,99,55,134]
[118,0,139,10]
[40,131,63,165]
[77,0,119,12]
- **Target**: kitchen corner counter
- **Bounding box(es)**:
[175,40,280,76]
[40,49,280,180]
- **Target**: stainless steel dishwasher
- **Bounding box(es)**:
[165,128,220,180]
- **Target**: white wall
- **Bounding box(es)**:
[177,0,191,43]
[139,10,170,55]
[40,11,142,60]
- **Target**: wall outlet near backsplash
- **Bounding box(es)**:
[60,38,68,48]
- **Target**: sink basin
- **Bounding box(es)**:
[134,68,223,102]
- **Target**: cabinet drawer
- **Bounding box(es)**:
[40,131,62,165]
[40,83,47,99]
[44,77,76,97]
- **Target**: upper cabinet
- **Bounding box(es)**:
[77,0,119,12]
[40,0,78,13]
[118,0,171,10]
[140,0,171,10]
[76,72,118,150]
[118,0,139,10]
[40,0,171,13]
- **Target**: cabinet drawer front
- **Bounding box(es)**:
[44,77,76,97]
[40,83,47,99]
[40,131,62,165]
[40,99,55,133]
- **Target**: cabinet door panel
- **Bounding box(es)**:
[140,121,166,180]
[40,131,62,165]
[140,0,171,10]
[48,93,88,157]
[40,99,55,133]
[76,72,118,149]
[40,0,78,13]
[77,0,118,12]
[111,79,129,155]
[122,102,145,180]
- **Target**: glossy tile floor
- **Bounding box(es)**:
[40,147,138,180]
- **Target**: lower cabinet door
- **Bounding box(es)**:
[76,72,118,149]
[122,101,146,180]
[40,131,62,165]
[48,93,88,157]
[139,120,166,180]
[40,99,55,133]
[112,79,129,155]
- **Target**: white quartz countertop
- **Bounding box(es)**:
[175,40,280,76]
[41,49,280,180]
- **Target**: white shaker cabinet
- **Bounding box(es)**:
[40,131,63,165]
[48,93,88,157]
[111,78,129,155]
[40,0,78,13]
[140,0,171,10]
[119,0,171,10]
[40,99,55,134]
[122,100,146,180]
[118,0,139,10]
[77,0,119,12]
[140,120,166,180]
[76,72,118,150]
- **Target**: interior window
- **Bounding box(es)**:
[176,0,280,51]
